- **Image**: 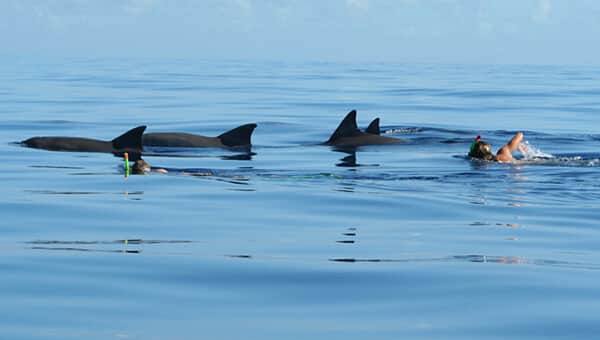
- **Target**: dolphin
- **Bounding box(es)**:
[21,126,146,157]
[142,123,257,148]
[324,111,404,146]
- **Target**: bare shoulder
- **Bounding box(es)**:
[495,146,513,162]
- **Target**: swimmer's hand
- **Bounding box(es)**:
[518,142,529,155]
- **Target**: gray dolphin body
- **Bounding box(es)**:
[143,123,257,148]
[21,126,146,156]
[324,111,404,147]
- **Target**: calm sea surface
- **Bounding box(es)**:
[1,58,600,339]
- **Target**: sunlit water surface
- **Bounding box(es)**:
[1,58,600,339]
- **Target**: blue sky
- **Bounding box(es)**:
[2,0,600,65]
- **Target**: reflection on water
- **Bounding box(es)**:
[468,222,520,228]
[334,184,355,193]
[220,152,255,161]
[214,177,251,186]
[28,240,598,270]
[4,60,600,340]
[329,255,600,270]
[336,227,357,244]
[225,254,253,259]
[468,159,493,170]
[25,190,145,196]
[27,240,194,254]
[337,153,358,167]
[332,147,381,167]
[29,165,85,170]
[27,239,193,245]
[31,246,142,254]
[142,149,255,161]
[333,147,359,167]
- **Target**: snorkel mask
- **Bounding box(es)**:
[469,135,494,161]
[133,159,151,174]
[469,135,481,154]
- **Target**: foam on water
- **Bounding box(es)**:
[519,141,554,159]
[518,141,600,167]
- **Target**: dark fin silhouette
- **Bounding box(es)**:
[326,110,359,144]
[217,123,257,147]
[366,118,380,135]
[112,126,146,151]
[126,152,143,161]
[113,151,143,162]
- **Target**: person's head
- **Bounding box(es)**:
[132,158,151,174]
[469,141,495,161]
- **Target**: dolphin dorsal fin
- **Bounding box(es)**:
[217,123,257,147]
[366,118,380,135]
[326,110,359,143]
[112,126,146,151]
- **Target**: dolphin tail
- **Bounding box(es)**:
[112,126,146,151]
[217,123,257,147]
[366,118,380,135]
[325,110,359,144]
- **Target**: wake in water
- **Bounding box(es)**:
[519,141,554,160]
[519,141,600,166]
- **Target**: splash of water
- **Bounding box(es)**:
[384,127,422,134]
[519,141,554,160]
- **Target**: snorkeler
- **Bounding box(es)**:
[131,158,152,174]
[130,158,169,174]
[469,132,525,162]
[129,158,214,176]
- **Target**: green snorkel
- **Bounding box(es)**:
[470,135,481,155]
[124,152,130,178]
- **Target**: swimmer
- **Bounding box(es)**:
[131,158,168,174]
[131,158,150,174]
[130,158,212,176]
[469,132,526,163]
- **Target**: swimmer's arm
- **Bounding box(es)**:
[496,132,524,162]
[505,132,524,153]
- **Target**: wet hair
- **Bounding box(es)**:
[132,159,151,174]
[469,141,495,161]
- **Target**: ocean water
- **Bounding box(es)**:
[1,58,600,339]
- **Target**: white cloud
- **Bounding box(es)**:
[235,0,252,12]
[123,0,156,15]
[218,0,253,18]
[532,0,552,23]
[346,0,369,11]
[476,3,494,37]
[274,3,294,23]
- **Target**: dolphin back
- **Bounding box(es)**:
[21,136,111,152]
[112,126,146,151]
[217,123,257,147]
